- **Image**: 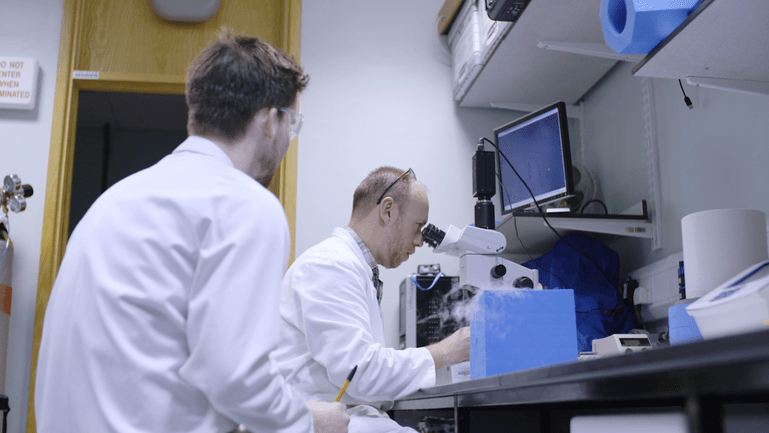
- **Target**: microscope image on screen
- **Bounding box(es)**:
[495,101,574,214]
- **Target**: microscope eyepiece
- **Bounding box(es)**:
[421,224,445,249]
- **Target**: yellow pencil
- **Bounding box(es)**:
[334,365,358,402]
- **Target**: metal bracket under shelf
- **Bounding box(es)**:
[489,101,580,117]
[537,41,645,63]
[497,201,658,257]
[685,76,769,98]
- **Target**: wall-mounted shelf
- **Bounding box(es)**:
[456,0,619,108]
[632,0,769,97]
[496,201,652,257]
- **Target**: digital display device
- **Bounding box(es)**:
[494,101,574,214]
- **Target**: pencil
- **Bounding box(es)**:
[334,365,358,402]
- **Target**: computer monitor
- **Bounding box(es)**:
[494,101,574,214]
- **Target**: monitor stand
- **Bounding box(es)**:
[521,194,574,213]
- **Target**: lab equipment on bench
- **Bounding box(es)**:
[399,267,465,349]
[686,259,769,340]
[399,266,474,386]
[591,333,652,356]
[422,224,578,379]
[421,223,542,292]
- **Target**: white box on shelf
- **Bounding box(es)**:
[448,0,482,101]
[478,8,512,64]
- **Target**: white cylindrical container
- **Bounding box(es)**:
[681,209,768,299]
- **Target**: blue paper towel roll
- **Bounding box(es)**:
[600,0,702,54]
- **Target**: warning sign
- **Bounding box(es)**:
[0,57,39,110]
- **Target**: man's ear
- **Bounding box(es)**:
[257,107,280,139]
[379,197,397,226]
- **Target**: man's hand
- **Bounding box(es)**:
[307,401,349,433]
[425,326,470,370]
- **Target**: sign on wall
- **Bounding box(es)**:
[0,57,39,110]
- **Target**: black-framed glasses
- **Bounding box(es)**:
[276,107,304,140]
[376,168,416,205]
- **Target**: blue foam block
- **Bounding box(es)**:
[470,289,579,379]
[668,303,703,345]
[600,0,702,54]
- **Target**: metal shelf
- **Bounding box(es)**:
[632,0,769,97]
[495,201,652,257]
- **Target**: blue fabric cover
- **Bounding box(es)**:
[522,233,635,352]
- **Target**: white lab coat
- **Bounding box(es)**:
[272,228,435,432]
[36,137,313,433]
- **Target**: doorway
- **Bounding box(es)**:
[69,91,188,234]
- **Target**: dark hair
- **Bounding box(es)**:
[352,166,417,217]
[186,30,309,141]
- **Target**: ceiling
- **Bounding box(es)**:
[77,91,189,131]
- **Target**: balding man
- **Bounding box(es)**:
[272,167,470,433]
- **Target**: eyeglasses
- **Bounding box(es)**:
[376,168,416,205]
[276,107,304,140]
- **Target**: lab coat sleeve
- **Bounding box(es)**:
[178,186,313,432]
[293,258,436,402]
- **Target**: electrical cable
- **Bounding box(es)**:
[483,137,625,315]
[622,276,645,329]
[481,137,613,283]
[497,172,567,289]
[410,272,445,291]
[579,199,608,215]
[678,79,694,110]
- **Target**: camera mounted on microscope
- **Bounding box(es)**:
[473,141,497,230]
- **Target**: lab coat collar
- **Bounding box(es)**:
[172,136,235,168]
[343,226,378,270]
[333,227,376,281]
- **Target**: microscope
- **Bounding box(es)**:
[421,223,542,292]
[421,141,542,292]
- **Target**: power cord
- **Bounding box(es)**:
[679,79,693,110]
[0,394,8,433]
[496,171,568,289]
[622,276,645,330]
[481,137,613,283]
[579,199,608,215]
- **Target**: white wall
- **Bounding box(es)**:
[0,0,65,431]
[581,61,769,324]
[5,0,765,430]
[582,62,769,273]
[298,0,517,348]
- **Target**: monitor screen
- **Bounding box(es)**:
[494,101,574,214]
